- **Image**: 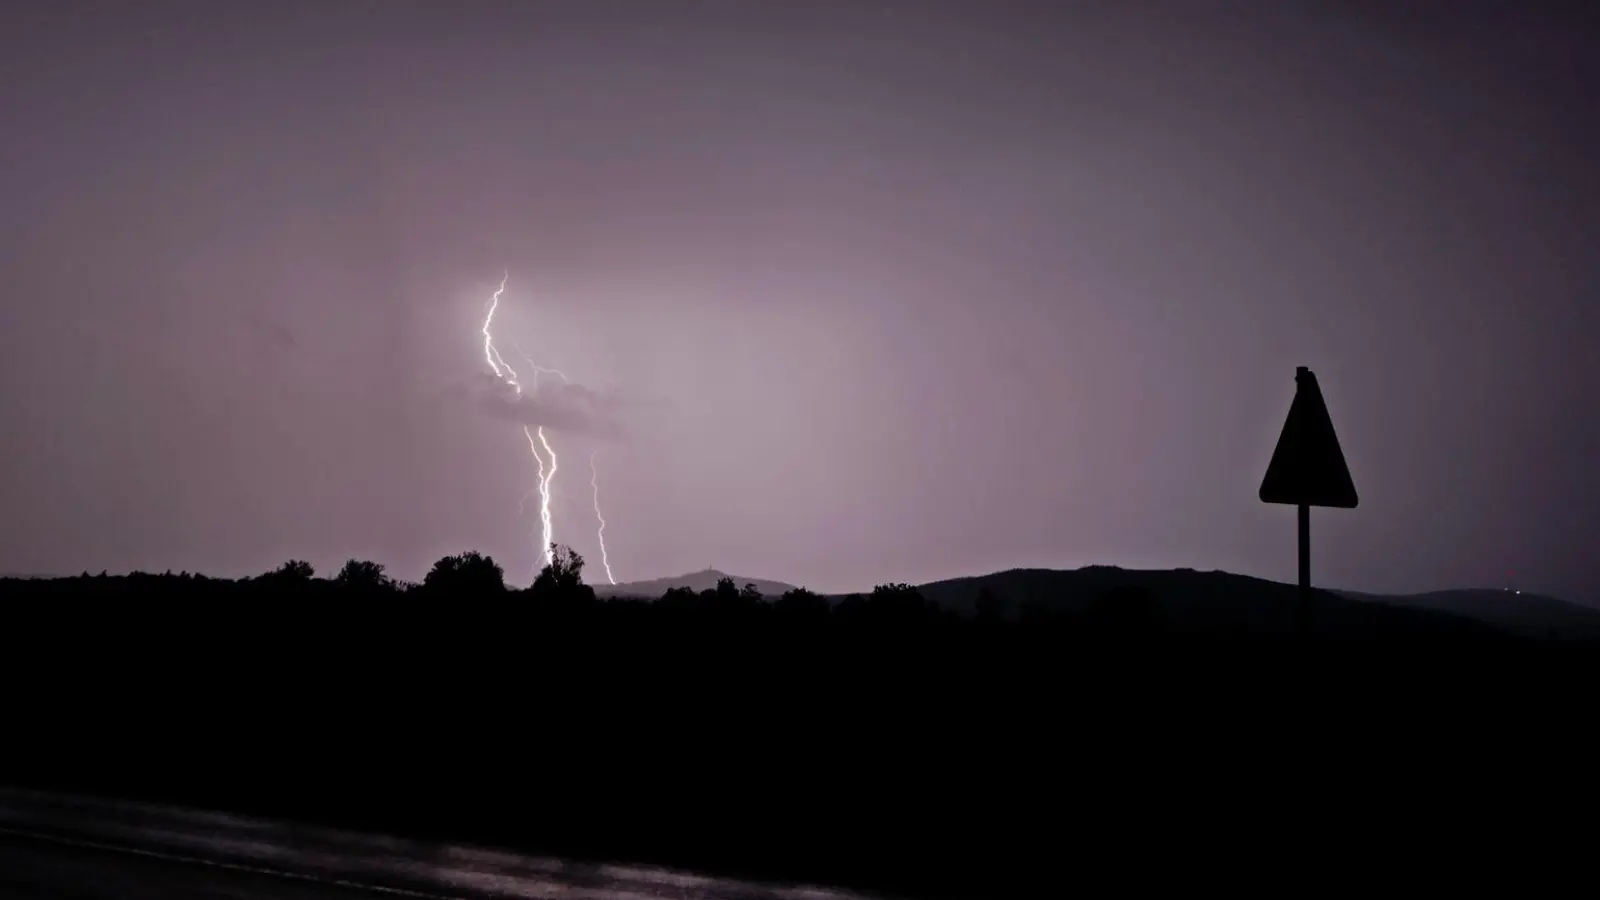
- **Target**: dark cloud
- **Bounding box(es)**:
[473,374,629,441]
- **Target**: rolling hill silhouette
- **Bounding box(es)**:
[888,567,1600,640]
[595,564,1597,639]
[1333,587,1600,640]
[594,568,799,599]
[836,566,1490,639]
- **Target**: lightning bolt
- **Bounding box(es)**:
[481,272,556,571]
[481,272,520,389]
[481,274,621,582]
[512,344,618,585]
[534,425,557,569]
[511,342,563,573]
[589,449,617,585]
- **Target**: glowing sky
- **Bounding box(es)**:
[0,2,1595,600]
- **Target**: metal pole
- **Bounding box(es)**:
[1297,503,1311,634]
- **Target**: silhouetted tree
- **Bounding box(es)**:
[869,582,932,619]
[530,544,595,603]
[422,551,505,595]
[263,559,315,583]
[661,585,697,608]
[740,582,763,601]
[335,559,393,593]
[835,592,868,617]
[776,587,829,619]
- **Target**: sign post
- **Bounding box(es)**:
[1259,366,1358,633]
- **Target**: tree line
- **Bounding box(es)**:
[11,543,1179,636]
[3,543,1595,900]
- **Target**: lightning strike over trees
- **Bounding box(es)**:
[534,424,558,567]
[514,343,618,586]
[481,271,557,570]
[480,273,620,582]
[589,449,616,585]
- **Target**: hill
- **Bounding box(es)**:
[871,565,1501,639]
[888,566,1600,640]
[593,568,799,599]
[594,564,1594,639]
[1334,587,1600,641]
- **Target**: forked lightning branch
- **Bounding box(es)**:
[480,273,617,584]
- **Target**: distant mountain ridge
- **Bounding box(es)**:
[598,565,1599,640]
[594,568,799,599]
[908,567,1600,640]
[1333,587,1600,640]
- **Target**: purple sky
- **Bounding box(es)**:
[1,2,1595,599]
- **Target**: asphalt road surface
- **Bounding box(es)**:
[0,828,446,900]
[0,788,872,900]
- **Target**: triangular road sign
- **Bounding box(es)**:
[1259,367,1358,509]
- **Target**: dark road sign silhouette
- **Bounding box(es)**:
[1260,367,1358,509]
[1260,366,1358,628]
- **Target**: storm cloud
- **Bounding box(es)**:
[474,373,630,442]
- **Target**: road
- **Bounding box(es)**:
[0,828,443,900]
[0,788,873,900]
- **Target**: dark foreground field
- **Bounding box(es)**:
[3,576,1598,898]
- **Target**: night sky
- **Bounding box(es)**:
[1,1,1595,600]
